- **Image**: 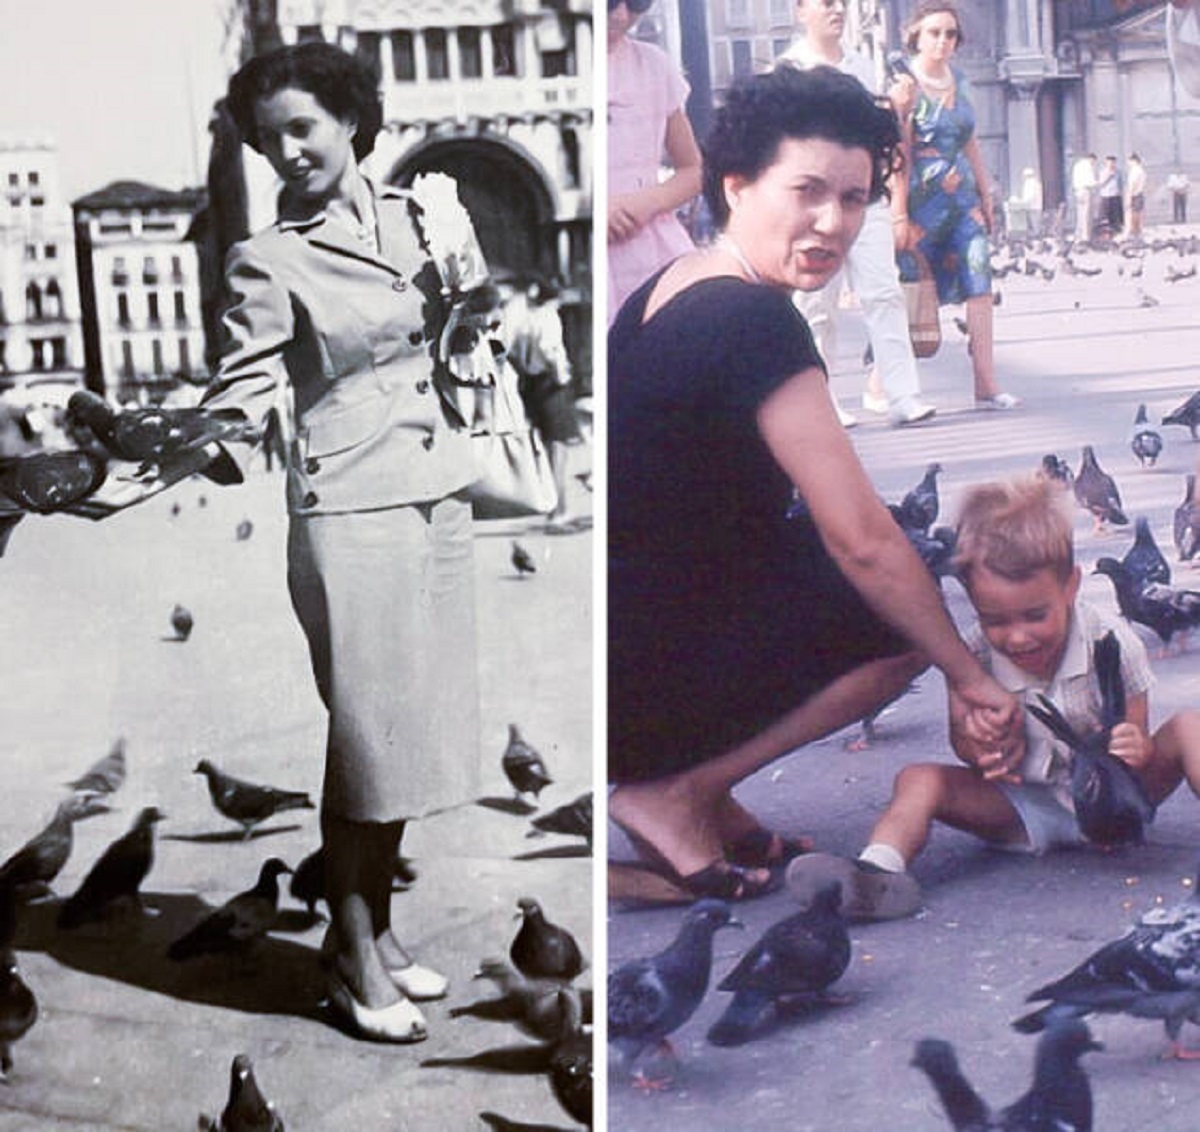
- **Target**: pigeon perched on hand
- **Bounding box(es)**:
[194,759,314,840]
[1094,557,1200,654]
[529,792,593,849]
[1131,403,1164,468]
[0,795,104,900]
[0,449,107,514]
[502,725,553,803]
[707,883,850,1046]
[510,897,585,983]
[0,884,36,1081]
[913,1018,1100,1132]
[1025,631,1155,847]
[171,603,194,642]
[609,899,741,1083]
[67,736,127,799]
[58,806,164,929]
[1162,390,1200,440]
[1122,516,1171,590]
[1074,445,1128,534]
[1013,863,1200,1059]
[199,1053,285,1132]
[168,858,291,962]
[1175,475,1200,564]
[511,540,537,577]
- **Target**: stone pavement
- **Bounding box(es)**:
[606,228,1200,1131]
[0,453,592,1129]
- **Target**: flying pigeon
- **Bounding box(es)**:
[58,806,164,929]
[707,883,850,1046]
[67,736,127,798]
[511,540,537,577]
[0,884,36,1081]
[1121,516,1171,590]
[194,759,314,840]
[1163,390,1200,440]
[1013,863,1200,1059]
[609,899,741,1083]
[1094,557,1200,654]
[502,725,553,803]
[913,1019,1100,1131]
[168,858,291,962]
[198,1053,285,1131]
[171,603,194,642]
[510,897,585,983]
[1074,445,1128,533]
[1130,403,1163,468]
[529,792,593,848]
[1175,475,1200,563]
[1024,631,1155,847]
[0,795,105,901]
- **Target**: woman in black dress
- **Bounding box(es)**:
[608,66,1023,901]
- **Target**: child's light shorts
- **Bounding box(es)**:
[998,782,1087,854]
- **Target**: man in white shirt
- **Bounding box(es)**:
[1071,153,1097,244]
[777,0,935,429]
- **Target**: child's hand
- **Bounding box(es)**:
[1108,721,1151,769]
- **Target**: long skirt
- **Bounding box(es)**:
[286,495,480,822]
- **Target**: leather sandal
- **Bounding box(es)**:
[723,828,814,870]
[326,969,428,1043]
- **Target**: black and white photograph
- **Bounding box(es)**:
[0,2,593,1128]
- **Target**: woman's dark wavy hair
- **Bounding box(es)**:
[227,42,382,162]
[701,65,902,230]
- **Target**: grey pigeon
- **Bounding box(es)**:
[1025,631,1155,847]
[1130,403,1163,468]
[511,540,537,577]
[171,603,194,642]
[199,1053,285,1131]
[510,897,585,983]
[58,806,164,929]
[609,899,740,1080]
[1074,445,1128,533]
[235,518,254,542]
[67,736,127,798]
[502,724,553,803]
[529,792,593,848]
[0,795,104,900]
[194,759,314,839]
[1175,474,1200,563]
[1013,861,1200,1059]
[168,858,291,962]
[707,883,850,1046]
[450,958,586,1042]
[1162,390,1200,440]
[0,449,107,514]
[1038,453,1073,492]
[913,1019,1100,1131]
[1094,557,1200,653]
[0,884,36,1080]
[1122,516,1171,589]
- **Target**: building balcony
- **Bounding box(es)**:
[383,74,587,125]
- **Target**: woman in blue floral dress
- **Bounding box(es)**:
[892,1,1019,410]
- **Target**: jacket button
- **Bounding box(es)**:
[392,277,407,292]
[421,434,434,450]
[416,379,430,393]
[408,330,424,346]
[301,491,318,508]
[305,457,320,474]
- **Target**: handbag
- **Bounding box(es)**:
[468,361,559,521]
[902,249,942,358]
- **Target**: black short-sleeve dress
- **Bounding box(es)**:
[608,271,909,782]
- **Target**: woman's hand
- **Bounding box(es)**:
[608,194,655,243]
[888,74,917,119]
[1109,721,1152,770]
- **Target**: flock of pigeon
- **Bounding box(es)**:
[0,723,593,1128]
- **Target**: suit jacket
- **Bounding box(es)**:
[203,180,476,514]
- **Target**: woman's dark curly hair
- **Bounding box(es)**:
[227,42,382,162]
[702,65,902,230]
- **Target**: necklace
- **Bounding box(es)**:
[911,61,954,92]
[717,234,762,284]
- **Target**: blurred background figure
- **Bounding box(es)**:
[1019,166,1044,235]
[1126,153,1147,238]
[607,0,702,325]
[1097,155,1123,239]
[1167,169,1190,223]
[1072,152,1097,243]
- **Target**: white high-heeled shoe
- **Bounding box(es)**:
[326,970,428,1043]
[387,961,449,1001]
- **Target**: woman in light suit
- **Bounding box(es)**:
[204,42,489,1042]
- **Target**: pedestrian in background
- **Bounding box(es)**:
[1167,169,1190,223]
[1097,155,1123,238]
[778,0,936,430]
[1071,152,1097,243]
[891,1,1018,411]
[1126,153,1147,238]
[607,0,702,324]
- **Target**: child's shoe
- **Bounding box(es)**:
[785,852,922,921]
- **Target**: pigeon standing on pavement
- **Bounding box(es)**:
[707,883,850,1046]
[235,518,254,542]
[194,759,315,839]
[0,884,36,1081]
[529,792,593,849]
[57,806,164,929]
[1122,516,1171,589]
[502,724,553,804]
[511,540,537,577]
[1038,453,1074,492]
[450,958,584,1042]
[1130,403,1163,468]
[510,897,585,983]
[609,899,741,1081]
[1162,390,1200,440]
[1175,474,1200,564]
[548,989,593,1127]
[1094,557,1200,653]
[0,795,104,900]
[1074,445,1128,533]
[199,1053,285,1131]
[168,858,292,962]
[171,603,194,642]
[913,1018,1100,1132]
[289,848,325,917]
[67,736,127,799]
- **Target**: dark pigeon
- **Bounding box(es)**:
[289,848,325,917]
[199,1053,285,1131]
[0,795,104,900]
[609,899,740,1081]
[1162,390,1200,440]
[194,759,315,839]
[168,858,291,962]
[235,518,254,542]
[0,449,107,514]
[549,989,593,1127]
[511,540,537,577]
[1131,403,1163,468]
[898,462,942,533]
[913,1019,1100,1131]
[58,806,164,929]
[707,883,850,1046]
[1094,557,1200,653]
[1175,475,1200,563]
[171,603,194,642]
[1038,453,1074,492]
[0,884,36,1080]
[1025,631,1155,847]
[529,792,593,848]
[1013,862,1200,1060]
[1122,516,1171,590]
[67,736,127,798]
[1074,445,1128,533]
[510,897,585,983]
[502,724,553,803]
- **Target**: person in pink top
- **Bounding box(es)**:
[607,0,703,324]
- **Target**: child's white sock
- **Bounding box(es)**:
[858,842,907,874]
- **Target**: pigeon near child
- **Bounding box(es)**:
[1162,389,1200,440]
[1130,403,1163,468]
[1074,445,1128,534]
[1121,516,1171,590]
